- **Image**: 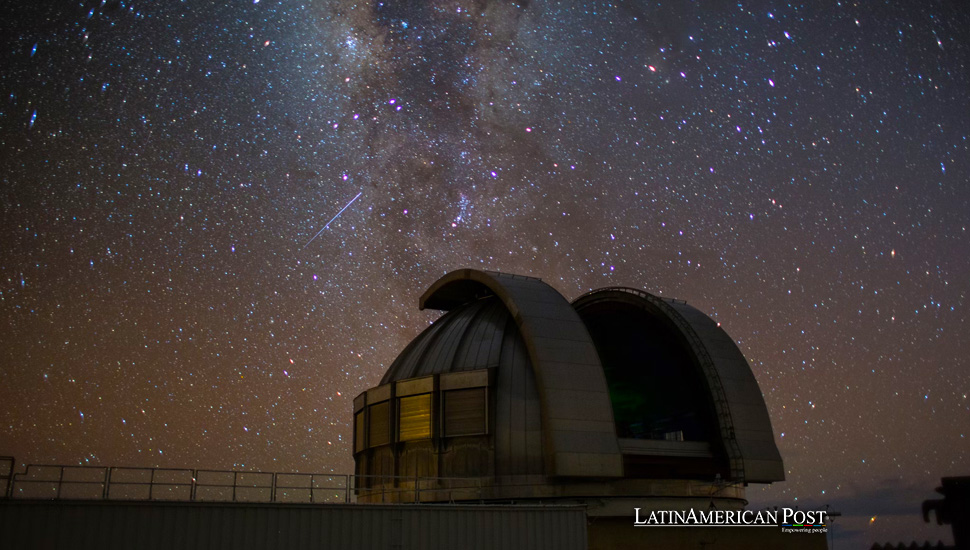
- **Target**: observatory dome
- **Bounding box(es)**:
[353,269,783,506]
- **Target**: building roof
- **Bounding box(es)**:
[391,269,623,478]
[378,269,783,483]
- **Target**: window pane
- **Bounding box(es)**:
[368,401,390,447]
[398,394,432,441]
[443,388,486,437]
[355,412,366,452]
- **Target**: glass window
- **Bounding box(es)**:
[443,388,486,437]
[398,394,432,441]
[368,401,390,447]
[354,411,366,452]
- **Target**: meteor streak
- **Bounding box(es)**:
[303,191,363,249]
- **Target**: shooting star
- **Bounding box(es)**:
[303,191,363,249]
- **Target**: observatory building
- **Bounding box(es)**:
[353,269,785,526]
[0,269,812,550]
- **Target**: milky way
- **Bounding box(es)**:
[1,1,968,546]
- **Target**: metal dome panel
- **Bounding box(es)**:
[419,270,623,478]
[381,297,518,383]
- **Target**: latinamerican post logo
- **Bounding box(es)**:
[634,508,828,534]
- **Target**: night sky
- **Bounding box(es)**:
[2,1,968,546]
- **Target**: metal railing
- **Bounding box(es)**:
[4,463,353,504]
[0,456,12,499]
[354,474,485,503]
[1,459,486,505]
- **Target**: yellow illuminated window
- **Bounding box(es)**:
[368,401,390,447]
[398,394,432,441]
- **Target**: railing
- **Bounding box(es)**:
[354,474,485,503]
[5,464,353,504]
[1,459,485,505]
[0,457,12,499]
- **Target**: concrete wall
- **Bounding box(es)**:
[0,500,588,550]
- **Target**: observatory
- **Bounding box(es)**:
[353,269,784,517]
[1,269,808,550]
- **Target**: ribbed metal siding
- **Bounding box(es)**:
[379,293,546,477]
[382,298,518,382]
[0,501,587,550]
[495,312,544,475]
[416,270,623,478]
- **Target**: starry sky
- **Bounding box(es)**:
[1,0,968,546]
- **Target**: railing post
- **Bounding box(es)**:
[232,471,238,502]
[0,457,12,499]
[56,467,64,499]
[271,472,276,503]
[149,468,155,501]
[191,469,198,501]
[103,467,112,499]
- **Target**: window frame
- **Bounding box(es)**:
[441,386,489,438]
